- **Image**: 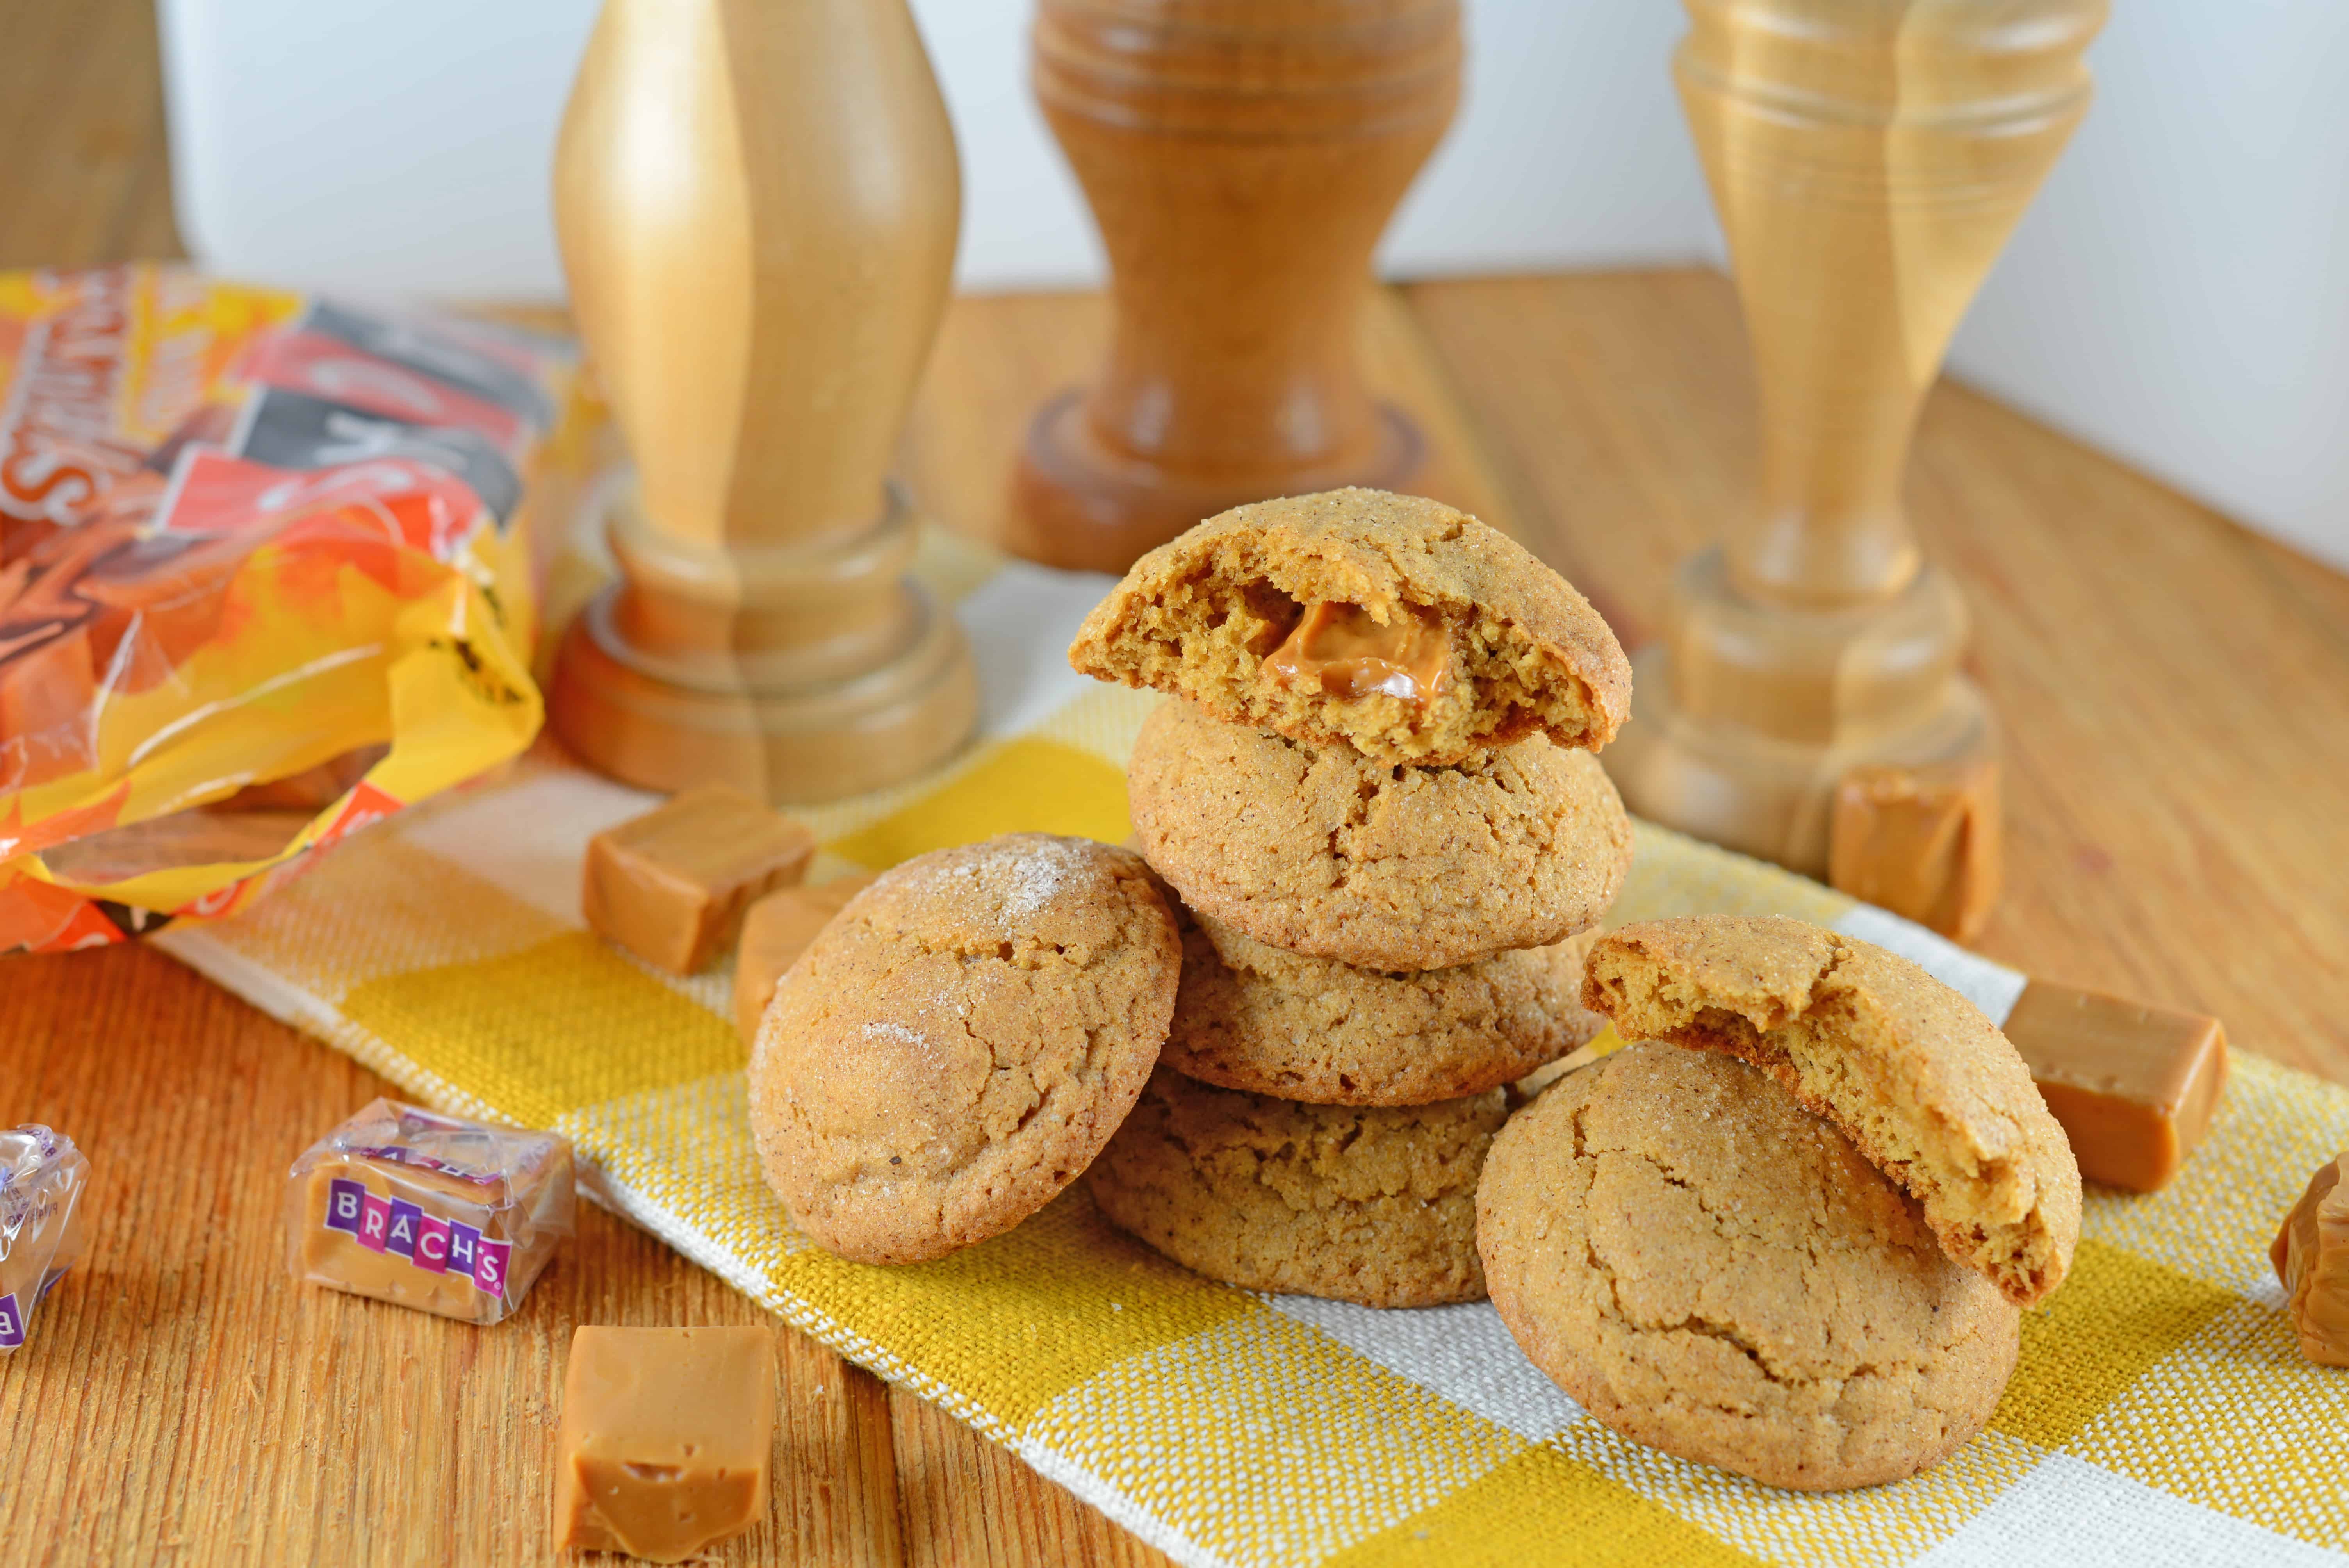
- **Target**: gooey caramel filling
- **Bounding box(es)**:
[1261,599,1451,706]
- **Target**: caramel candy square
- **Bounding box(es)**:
[2003,981,2228,1194]
[2272,1153,2349,1367]
[733,872,878,1043]
[1829,757,2003,943]
[553,1325,778,1562]
[286,1099,573,1325]
[585,785,816,975]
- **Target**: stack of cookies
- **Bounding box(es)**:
[740,486,2085,1495]
[1065,488,1637,1308]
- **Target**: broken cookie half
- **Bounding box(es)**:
[1581,914,2082,1309]
[1067,487,1633,766]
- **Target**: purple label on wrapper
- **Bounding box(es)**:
[0,1292,22,1349]
[447,1222,479,1279]
[414,1215,450,1274]
[324,1177,366,1235]
[385,1200,422,1260]
[474,1238,512,1298]
[358,1193,391,1253]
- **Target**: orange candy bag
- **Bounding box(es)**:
[0,266,584,952]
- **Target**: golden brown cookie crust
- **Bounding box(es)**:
[1130,700,1632,971]
[1088,1067,1503,1308]
[1582,915,2082,1308]
[1477,1043,2020,1491]
[1068,488,1632,766]
[1166,909,1604,1105]
[747,834,1179,1265]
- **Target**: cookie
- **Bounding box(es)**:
[1166,907,1604,1105]
[1069,488,1631,766]
[1477,1042,2020,1491]
[1088,1066,1502,1307]
[1130,698,1632,971]
[1583,915,2082,1308]
[747,834,1179,1265]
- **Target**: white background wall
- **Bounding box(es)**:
[158,0,2347,570]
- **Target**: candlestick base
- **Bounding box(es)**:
[1603,548,2002,939]
[1004,388,1426,574]
[546,483,978,804]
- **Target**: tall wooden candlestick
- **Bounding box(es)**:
[1006,0,1461,574]
[547,0,977,803]
[1606,0,2105,940]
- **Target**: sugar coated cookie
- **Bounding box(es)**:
[1166,908,1603,1105]
[1088,1067,1502,1307]
[748,834,1178,1264]
[1069,488,1631,766]
[1130,698,1631,971]
[1583,915,2081,1307]
[1477,1043,2020,1491]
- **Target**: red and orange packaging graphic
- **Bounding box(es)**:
[0,266,586,953]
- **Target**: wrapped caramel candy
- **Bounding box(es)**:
[287,1099,573,1325]
[0,1125,88,1353]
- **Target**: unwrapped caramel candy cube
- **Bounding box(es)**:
[287,1099,573,1325]
[733,873,878,1042]
[2003,981,2228,1193]
[554,1325,778,1561]
[1829,758,2002,943]
[2273,1153,2349,1367]
[585,786,816,975]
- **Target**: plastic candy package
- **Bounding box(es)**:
[286,1098,574,1325]
[0,265,587,953]
[0,1124,89,1353]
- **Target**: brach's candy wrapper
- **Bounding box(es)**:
[287,1098,574,1325]
[0,1124,89,1353]
[0,265,586,953]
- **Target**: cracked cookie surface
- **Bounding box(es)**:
[1166,904,1604,1105]
[1130,698,1632,971]
[1068,487,1632,766]
[1477,1043,2020,1490]
[1089,1066,1504,1307]
[747,834,1178,1264]
[1582,915,2081,1308]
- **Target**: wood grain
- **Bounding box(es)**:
[7,2,2349,1565]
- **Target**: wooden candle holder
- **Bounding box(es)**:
[1606,0,2106,940]
[547,0,977,804]
[1005,0,1462,574]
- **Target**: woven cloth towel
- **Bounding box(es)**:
[157,537,2349,1568]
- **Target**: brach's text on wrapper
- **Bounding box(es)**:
[286,1099,574,1325]
[0,1125,88,1353]
[0,266,585,956]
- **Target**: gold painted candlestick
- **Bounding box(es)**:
[1006,0,1461,574]
[547,0,977,803]
[1606,0,2106,940]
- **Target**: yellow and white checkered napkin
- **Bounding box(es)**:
[158,539,2349,1567]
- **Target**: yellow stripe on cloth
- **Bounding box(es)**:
[775,1188,1252,1432]
[2066,1295,2349,1550]
[1991,1238,2237,1449]
[1027,1308,1526,1567]
[1325,1437,1761,1568]
[826,736,1133,871]
[1551,1420,2041,1567]
[341,931,745,1130]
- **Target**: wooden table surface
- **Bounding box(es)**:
[5,4,2348,1565]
